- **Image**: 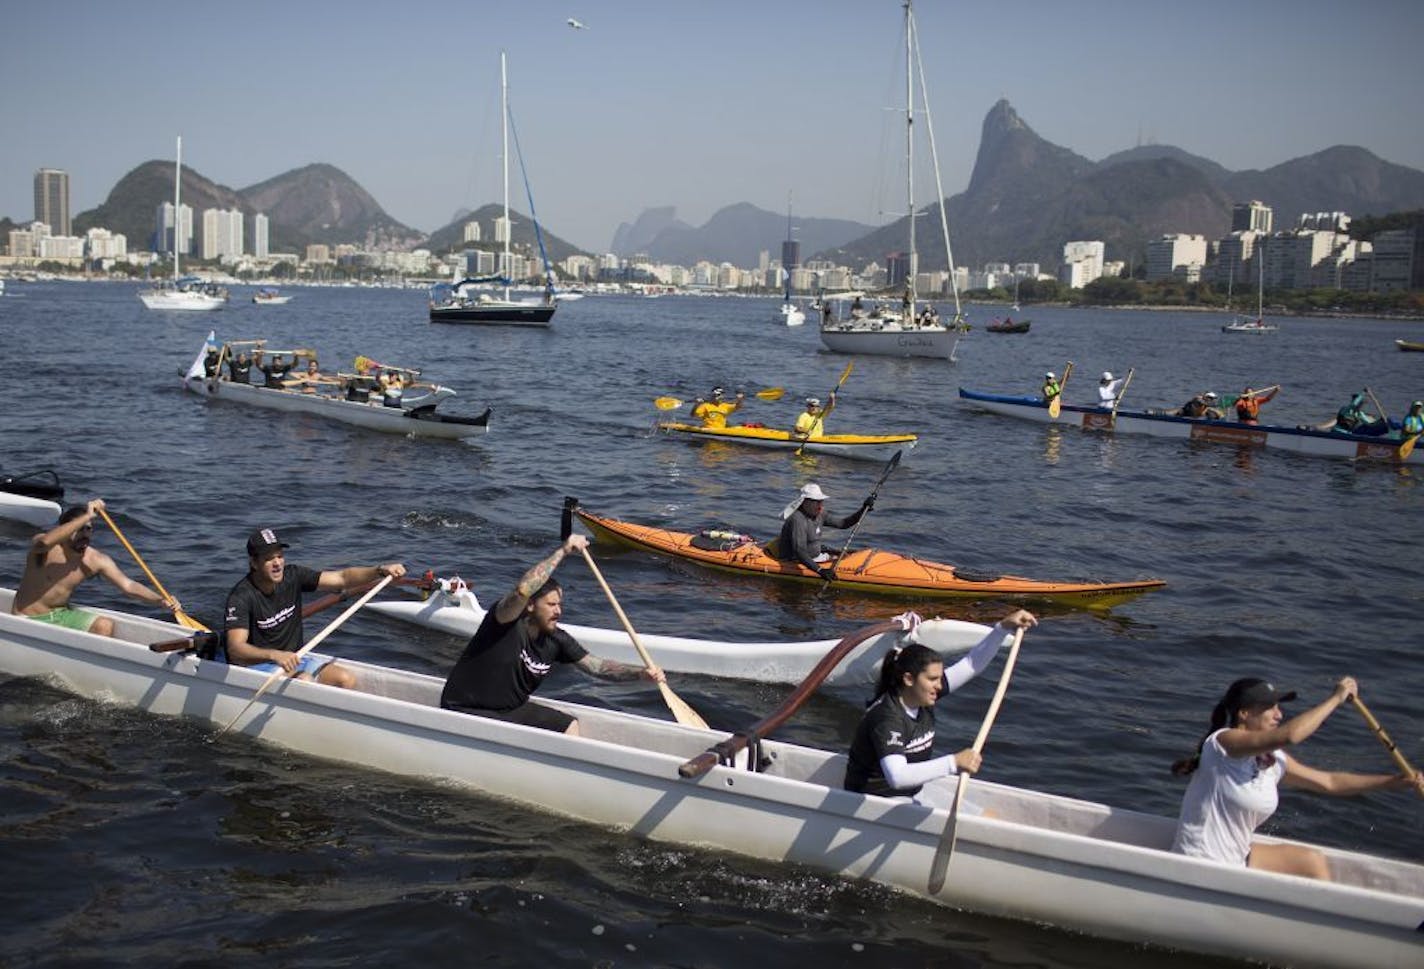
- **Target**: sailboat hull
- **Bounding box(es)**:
[820,324,959,359]
[429,303,555,326]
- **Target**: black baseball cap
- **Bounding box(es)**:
[246,527,290,557]
[1227,678,1297,711]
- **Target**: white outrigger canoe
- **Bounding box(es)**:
[959,388,1422,465]
[183,337,491,441]
[366,578,985,687]
[2,588,1420,969]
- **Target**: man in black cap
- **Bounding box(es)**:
[222,527,405,688]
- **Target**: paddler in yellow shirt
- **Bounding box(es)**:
[795,394,834,439]
[691,386,744,428]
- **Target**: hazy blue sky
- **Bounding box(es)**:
[5,0,1423,253]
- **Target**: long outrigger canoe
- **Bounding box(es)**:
[183,335,492,441]
[570,502,1165,605]
[367,577,991,687]
[959,388,1422,464]
[656,421,916,462]
[1,590,1419,969]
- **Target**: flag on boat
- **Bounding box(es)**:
[184,331,217,384]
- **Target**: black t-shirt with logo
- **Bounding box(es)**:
[224,564,322,655]
[440,608,588,713]
[844,693,939,797]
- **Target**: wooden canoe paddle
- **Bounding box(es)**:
[578,546,709,730]
[95,506,207,631]
[214,574,394,737]
[927,624,1027,895]
[1048,361,1072,419]
[1351,696,1423,797]
[1109,368,1135,424]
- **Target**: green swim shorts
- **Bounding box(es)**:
[27,607,97,632]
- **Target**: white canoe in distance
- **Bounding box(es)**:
[1,588,1420,969]
[366,578,988,687]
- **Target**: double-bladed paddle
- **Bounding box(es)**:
[653,387,784,410]
[816,449,903,596]
[795,362,854,456]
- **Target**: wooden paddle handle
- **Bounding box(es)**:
[970,626,1026,752]
[95,507,175,603]
[578,547,655,670]
[1351,696,1421,789]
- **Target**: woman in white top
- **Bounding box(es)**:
[1096,371,1124,408]
[1170,676,1420,880]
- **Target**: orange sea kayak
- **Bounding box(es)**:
[572,504,1166,606]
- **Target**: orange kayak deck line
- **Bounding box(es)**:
[575,508,1166,605]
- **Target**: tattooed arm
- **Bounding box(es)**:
[492,534,588,624]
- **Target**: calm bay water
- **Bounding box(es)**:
[1,281,1421,968]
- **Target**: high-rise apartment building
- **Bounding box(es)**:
[201,207,244,262]
[1231,201,1273,234]
[254,213,270,259]
[156,202,194,256]
[34,169,71,236]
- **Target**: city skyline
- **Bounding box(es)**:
[4,0,1423,254]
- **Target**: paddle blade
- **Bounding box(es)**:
[354,355,371,372]
[837,361,854,386]
[1400,434,1419,461]
[756,387,785,401]
[660,682,709,730]
[653,396,683,411]
[1048,396,1061,419]
[176,610,211,632]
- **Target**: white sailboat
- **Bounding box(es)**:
[778,195,805,326]
[138,136,228,311]
[820,1,964,361]
[430,52,557,326]
[1222,247,1278,333]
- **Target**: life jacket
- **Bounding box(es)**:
[1236,396,1260,420]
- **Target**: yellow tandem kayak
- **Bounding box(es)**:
[656,421,917,461]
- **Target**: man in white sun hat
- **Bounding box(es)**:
[776,483,871,582]
[1097,371,1126,409]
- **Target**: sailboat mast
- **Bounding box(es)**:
[501,52,511,303]
[174,135,182,279]
[904,1,916,316]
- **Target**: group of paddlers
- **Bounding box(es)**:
[13,491,1421,889]
[1039,368,1423,441]
[201,343,422,406]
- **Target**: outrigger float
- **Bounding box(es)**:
[958,388,1422,464]
[1,587,1419,969]
[367,576,990,688]
[183,334,491,441]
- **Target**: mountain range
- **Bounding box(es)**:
[43,99,1424,270]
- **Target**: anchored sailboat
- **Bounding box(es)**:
[138,136,228,311]
[430,52,557,326]
[819,1,964,360]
